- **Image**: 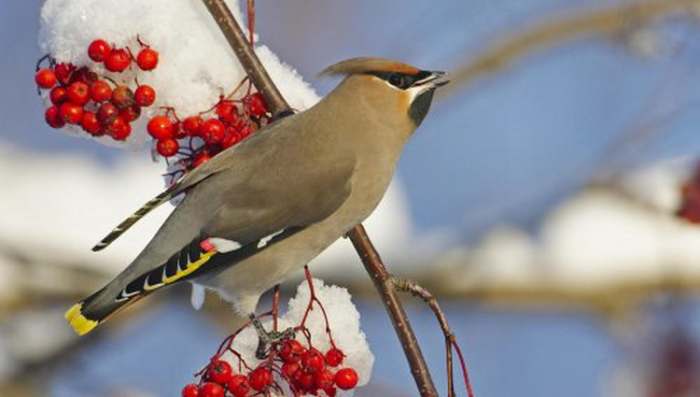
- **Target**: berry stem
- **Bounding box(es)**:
[297,266,338,348]
[35,54,51,71]
[246,0,256,45]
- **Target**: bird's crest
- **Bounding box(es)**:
[319,57,420,77]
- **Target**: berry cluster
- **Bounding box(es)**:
[182,271,360,397]
[183,346,357,397]
[35,38,159,141]
[148,91,268,174]
[37,37,270,177]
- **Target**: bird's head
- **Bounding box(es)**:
[320,57,449,128]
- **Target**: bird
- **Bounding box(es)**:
[65,57,449,336]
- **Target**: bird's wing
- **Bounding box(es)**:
[68,151,355,335]
[91,116,302,251]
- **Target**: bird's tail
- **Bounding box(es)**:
[66,238,221,336]
[64,286,138,336]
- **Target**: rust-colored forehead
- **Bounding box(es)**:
[320,57,420,77]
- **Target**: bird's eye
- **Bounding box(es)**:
[388,73,407,89]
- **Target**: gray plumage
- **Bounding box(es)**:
[66,57,448,335]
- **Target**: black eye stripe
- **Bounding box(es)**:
[368,72,417,89]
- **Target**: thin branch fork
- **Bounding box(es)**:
[200,1,441,395]
[394,278,476,397]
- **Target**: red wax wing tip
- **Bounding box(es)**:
[200,239,216,252]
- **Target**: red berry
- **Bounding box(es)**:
[216,100,239,124]
[183,116,203,136]
[70,67,98,84]
[81,111,102,135]
[248,367,273,392]
[297,370,315,391]
[227,375,250,397]
[136,47,159,71]
[107,116,132,141]
[221,129,240,149]
[59,102,84,124]
[206,359,232,385]
[54,63,75,85]
[104,48,131,72]
[324,386,338,397]
[156,139,179,157]
[147,115,174,140]
[172,121,187,139]
[119,105,141,122]
[199,382,225,397]
[315,369,335,390]
[302,348,325,373]
[325,348,344,367]
[192,150,211,168]
[35,68,57,89]
[244,92,268,117]
[90,80,112,102]
[281,361,300,380]
[97,102,119,126]
[88,39,111,62]
[200,119,225,144]
[45,106,65,129]
[111,85,135,109]
[50,87,68,105]
[181,383,199,397]
[238,124,253,139]
[280,339,306,363]
[134,85,156,107]
[66,82,90,105]
[334,368,358,390]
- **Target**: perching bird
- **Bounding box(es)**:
[66,57,448,336]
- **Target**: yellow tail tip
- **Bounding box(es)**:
[65,303,98,336]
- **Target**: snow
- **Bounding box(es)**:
[224,278,374,397]
[435,158,700,290]
[39,0,320,147]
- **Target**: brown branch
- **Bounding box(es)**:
[443,0,700,97]
[202,0,288,118]
[200,1,439,396]
[348,225,439,396]
[271,284,280,332]
[394,278,476,397]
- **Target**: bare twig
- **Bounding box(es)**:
[200,1,439,395]
[395,278,476,397]
[443,0,700,97]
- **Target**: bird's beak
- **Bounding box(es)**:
[415,71,450,89]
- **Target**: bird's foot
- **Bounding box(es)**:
[249,313,295,359]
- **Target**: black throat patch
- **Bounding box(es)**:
[408,89,435,127]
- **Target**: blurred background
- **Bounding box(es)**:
[4,0,700,396]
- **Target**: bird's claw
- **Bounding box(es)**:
[249,314,295,359]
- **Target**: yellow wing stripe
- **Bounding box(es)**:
[65,303,98,336]
[65,251,217,336]
[163,251,216,284]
